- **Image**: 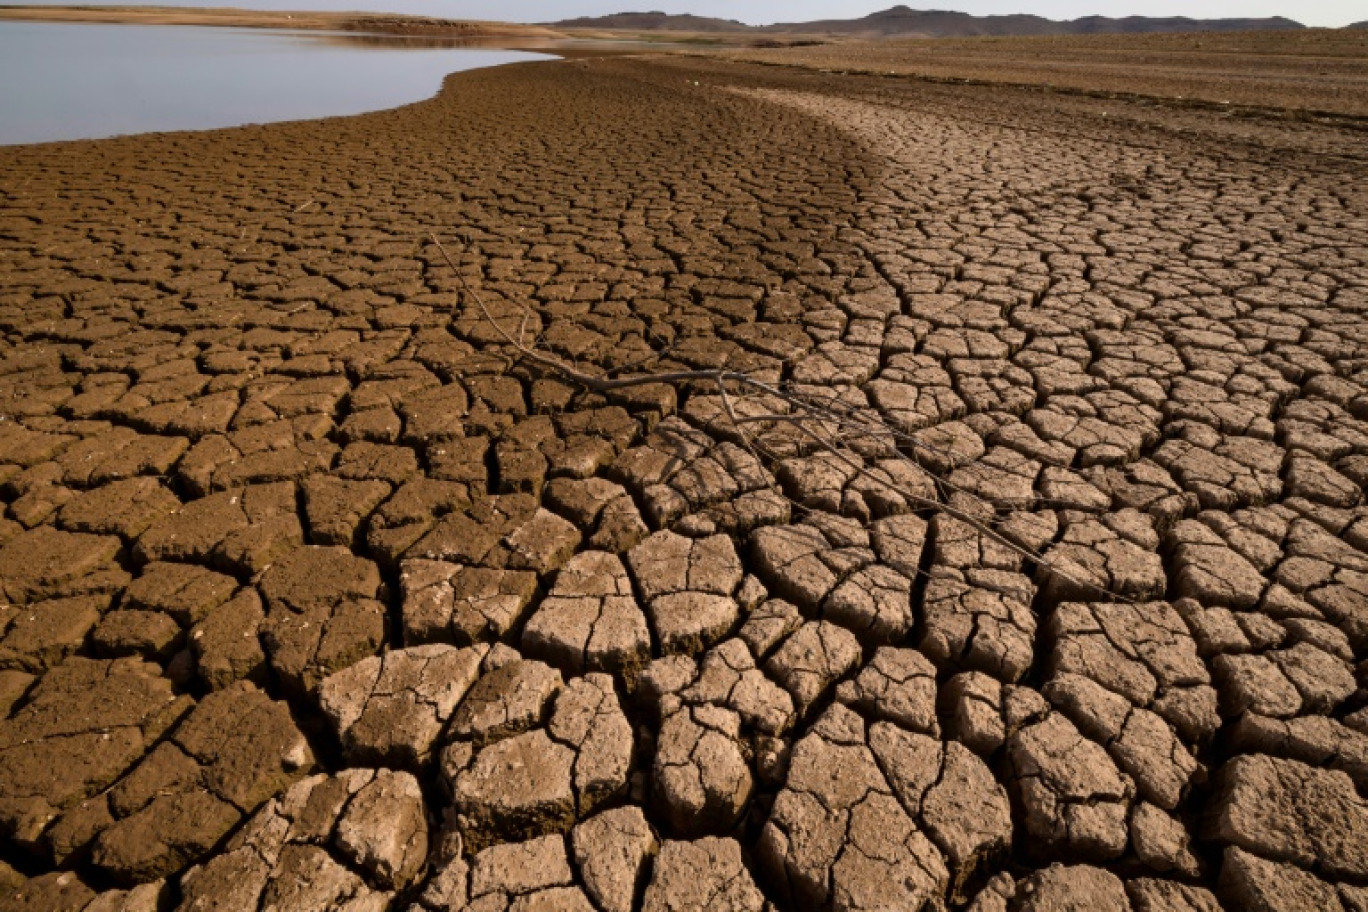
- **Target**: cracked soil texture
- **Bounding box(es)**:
[0,49,1367,912]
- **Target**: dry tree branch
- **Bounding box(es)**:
[606,333,682,378]
[434,234,744,394]
[432,233,1130,603]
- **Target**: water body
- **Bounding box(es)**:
[0,21,554,145]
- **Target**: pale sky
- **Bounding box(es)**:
[18,1,1365,28]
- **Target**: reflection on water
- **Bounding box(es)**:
[322,32,554,50]
[0,21,555,146]
[323,33,506,50]
[321,32,659,56]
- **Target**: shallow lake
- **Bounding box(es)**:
[0,21,554,145]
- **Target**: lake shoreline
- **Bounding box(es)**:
[0,19,560,146]
[0,4,559,38]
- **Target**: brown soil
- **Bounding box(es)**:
[1,46,1367,912]
[712,28,1368,118]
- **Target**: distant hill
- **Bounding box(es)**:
[764,8,1065,37]
[762,7,1303,37]
[550,10,749,32]
[1349,21,1368,29]
[551,6,1305,37]
[1066,16,1306,35]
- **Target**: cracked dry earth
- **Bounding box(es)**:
[0,52,1366,912]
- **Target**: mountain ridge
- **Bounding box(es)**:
[549,5,1306,37]
[549,10,749,31]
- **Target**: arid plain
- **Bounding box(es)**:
[1,23,1368,912]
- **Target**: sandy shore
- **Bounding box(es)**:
[1,48,1367,912]
[6,7,1366,114]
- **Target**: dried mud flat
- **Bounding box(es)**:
[715,29,1368,119]
[0,51,1367,912]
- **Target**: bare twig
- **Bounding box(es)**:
[605,334,681,378]
[432,232,1131,603]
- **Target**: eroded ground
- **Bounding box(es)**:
[1,52,1367,912]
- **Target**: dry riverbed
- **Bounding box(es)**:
[0,44,1366,912]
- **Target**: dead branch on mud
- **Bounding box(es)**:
[432,233,1130,603]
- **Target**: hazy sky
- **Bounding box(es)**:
[18,1,1364,28]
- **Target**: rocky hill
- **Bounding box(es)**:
[550,10,749,32]
[765,8,1065,37]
